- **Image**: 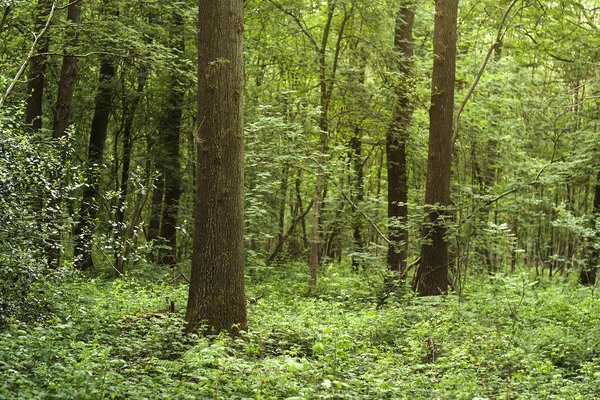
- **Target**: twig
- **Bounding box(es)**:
[0,0,58,108]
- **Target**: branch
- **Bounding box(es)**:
[266,0,320,53]
[462,158,561,223]
[0,5,10,34]
[0,0,58,108]
[33,51,125,59]
[266,198,315,264]
[306,154,392,246]
[452,0,519,147]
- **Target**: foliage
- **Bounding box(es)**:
[0,108,74,326]
[2,267,600,399]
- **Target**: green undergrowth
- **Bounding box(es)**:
[2,263,600,399]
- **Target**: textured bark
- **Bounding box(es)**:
[52,0,81,139]
[386,3,415,275]
[581,171,600,285]
[46,0,82,268]
[25,0,52,131]
[73,57,116,270]
[185,0,247,334]
[417,0,458,296]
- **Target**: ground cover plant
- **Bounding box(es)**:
[2,0,600,399]
[2,263,600,399]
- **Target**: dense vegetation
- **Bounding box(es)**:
[1,0,599,397]
[3,266,600,399]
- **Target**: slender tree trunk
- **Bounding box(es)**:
[52,0,81,139]
[25,0,52,131]
[308,3,335,297]
[350,130,364,269]
[114,68,148,274]
[73,56,116,270]
[296,175,308,249]
[417,0,458,296]
[581,170,600,285]
[0,6,11,34]
[387,3,415,275]
[147,175,164,244]
[158,11,186,266]
[45,0,81,267]
[185,0,247,334]
[277,165,289,248]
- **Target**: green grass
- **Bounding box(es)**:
[2,263,600,399]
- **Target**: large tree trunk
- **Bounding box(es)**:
[73,57,116,270]
[386,3,415,275]
[185,0,247,335]
[25,0,52,131]
[52,0,81,139]
[417,0,458,296]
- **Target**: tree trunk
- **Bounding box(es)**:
[147,174,163,244]
[158,11,186,267]
[185,0,247,335]
[52,0,81,139]
[350,130,364,270]
[73,56,116,270]
[387,3,415,275]
[417,0,458,296]
[114,68,148,274]
[581,170,600,285]
[25,0,52,131]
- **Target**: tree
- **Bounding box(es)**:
[580,171,600,285]
[416,0,458,296]
[24,0,52,131]
[185,0,247,334]
[52,0,81,139]
[386,1,415,275]
[73,53,116,270]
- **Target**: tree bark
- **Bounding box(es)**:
[25,0,52,131]
[386,3,415,275]
[52,0,81,139]
[73,56,116,270]
[417,0,458,296]
[158,11,186,267]
[185,0,247,335]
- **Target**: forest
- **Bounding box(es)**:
[1,0,600,398]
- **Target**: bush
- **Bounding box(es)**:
[0,108,73,326]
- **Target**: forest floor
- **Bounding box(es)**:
[1,262,600,399]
